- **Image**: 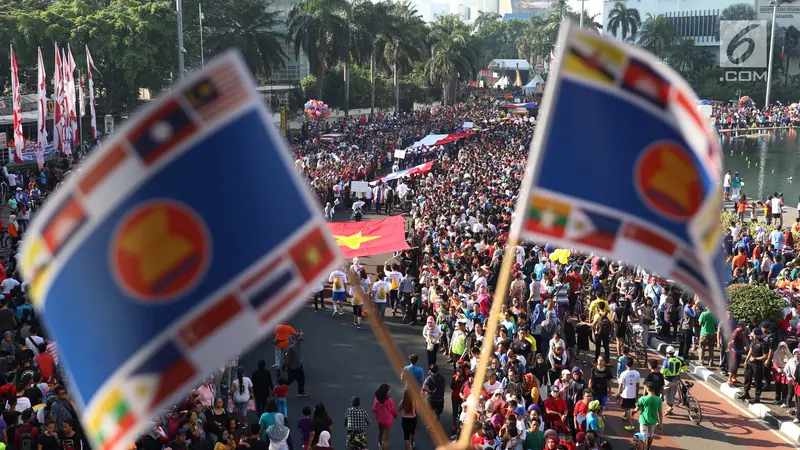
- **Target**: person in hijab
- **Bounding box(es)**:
[0,332,14,355]
[423,316,443,369]
[784,348,800,409]
[773,342,792,406]
[266,413,290,450]
[311,430,332,449]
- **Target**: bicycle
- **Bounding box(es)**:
[623,322,648,368]
[679,379,703,425]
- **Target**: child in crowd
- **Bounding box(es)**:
[297,406,312,450]
[274,379,289,418]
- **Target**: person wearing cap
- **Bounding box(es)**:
[632,381,662,450]
[449,319,468,366]
[543,385,568,433]
[760,321,777,392]
[631,432,647,450]
[741,326,768,404]
[585,400,604,440]
[661,346,684,415]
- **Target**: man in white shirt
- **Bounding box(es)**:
[3,167,16,189]
[372,274,392,317]
[474,267,489,292]
[771,194,784,228]
[723,170,732,201]
[617,357,641,432]
[384,262,403,315]
[397,181,409,210]
[328,267,348,316]
[1,276,20,295]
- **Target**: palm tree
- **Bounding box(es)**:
[517,16,553,68]
[472,11,501,33]
[286,0,350,101]
[426,15,479,105]
[381,1,427,112]
[203,0,288,78]
[668,37,701,74]
[606,1,641,41]
[637,13,678,59]
[780,26,800,85]
[720,3,758,20]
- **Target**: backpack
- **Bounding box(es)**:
[377,286,387,300]
[597,313,612,338]
[333,276,343,290]
[391,277,399,290]
[615,301,630,324]
[18,423,34,450]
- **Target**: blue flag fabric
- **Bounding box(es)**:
[20,52,342,450]
[513,23,725,322]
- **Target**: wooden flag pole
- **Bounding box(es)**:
[345,270,449,448]
[456,239,519,449]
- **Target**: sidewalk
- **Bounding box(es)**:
[648,335,800,443]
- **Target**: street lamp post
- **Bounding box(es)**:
[765,0,781,108]
[579,0,585,28]
[199,3,205,67]
[177,0,185,81]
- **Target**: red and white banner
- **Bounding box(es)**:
[372,160,434,184]
[410,132,473,148]
[86,45,97,139]
[54,44,65,153]
[66,45,77,152]
[10,44,24,164]
[36,47,47,169]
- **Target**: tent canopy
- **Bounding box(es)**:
[522,74,544,94]
[488,59,532,71]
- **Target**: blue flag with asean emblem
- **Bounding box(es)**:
[20,52,342,450]
[513,23,726,319]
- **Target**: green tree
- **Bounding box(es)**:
[11,0,181,113]
[517,16,553,69]
[286,0,350,101]
[668,37,704,74]
[426,14,479,105]
[381,1,427,112]
[606,1,641,41]
[202,0,287,80]
[637,13,678,59]
[720,3,758,20]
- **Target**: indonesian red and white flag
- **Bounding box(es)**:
[36,47,47,169]
[67,45,78,152]
[87,45,97,139]
[54,44,64,153]
[10,44,24,164]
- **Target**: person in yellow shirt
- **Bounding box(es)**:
[589,297,609,319]
[792,217,800,234]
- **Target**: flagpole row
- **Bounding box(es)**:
[345,270,449,448]
[456,238,518,450]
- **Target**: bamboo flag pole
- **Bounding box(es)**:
[345,269,449,448]
[456,238,519,449]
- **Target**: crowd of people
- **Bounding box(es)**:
[712,102,800,130]
[2,88,799,450]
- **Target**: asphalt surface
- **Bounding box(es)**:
[234,206,798,450]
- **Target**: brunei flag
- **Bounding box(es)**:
[562,32,626,86]
[522,194,571,239]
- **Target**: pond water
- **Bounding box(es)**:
[720,129,800,203]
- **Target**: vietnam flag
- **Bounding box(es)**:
[327,215,410,258]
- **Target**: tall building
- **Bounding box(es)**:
[268,0,310,84]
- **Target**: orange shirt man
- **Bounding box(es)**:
[732,249,748,272]
[274,323,297,349]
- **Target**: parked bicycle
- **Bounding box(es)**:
[679,379,703,425]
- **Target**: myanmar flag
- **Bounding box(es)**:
[524,195,571,238]
[87,388,137,450]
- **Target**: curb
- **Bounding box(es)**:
[649,337,800,442]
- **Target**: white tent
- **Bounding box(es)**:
[494,76,510,89]
[522,74,544,94]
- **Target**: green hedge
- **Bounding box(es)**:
[727,284,786,324]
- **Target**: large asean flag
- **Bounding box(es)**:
[327,215,410,258]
